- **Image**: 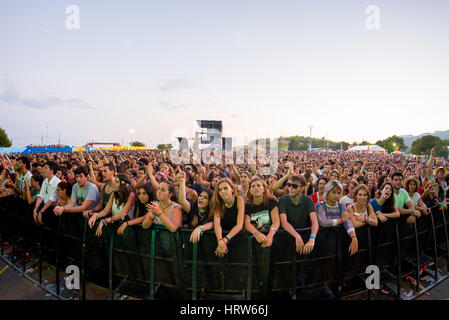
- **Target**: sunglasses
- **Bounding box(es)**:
[286,182,299,189]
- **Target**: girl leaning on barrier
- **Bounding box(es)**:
[244,177,280,248]
[142,180,182,233]
[348,184,378,229]
[403,177,429,217]
[315,180,358,256]
[117,183,155,235]
[88,174,136,237]
[210,178,245,257]
[369,182,400,223]
[176,169,214,242]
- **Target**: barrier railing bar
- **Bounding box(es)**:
[429,210,438,282]
[108,225,114,300]
[394,220,401,300]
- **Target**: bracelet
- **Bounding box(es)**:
[225,235,231,241]
[147,214,154,223]
[339,218,343,224]
[270,227,277,232]
[309,234,316,240]
[252,230,260,238]
[200,225,205,232]
[367,217,370,224]
[217,238,223,242]
[102,218,107,225]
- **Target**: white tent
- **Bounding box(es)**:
[346,145,386,152]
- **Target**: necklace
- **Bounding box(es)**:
[160,201,172,212]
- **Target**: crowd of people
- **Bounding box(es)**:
[1,146,448,258]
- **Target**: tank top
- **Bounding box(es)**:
[102,183,113,208]
[112,200,124,216]
[154,203,182,228]
[220,196,239,231]
[351,204,368,217]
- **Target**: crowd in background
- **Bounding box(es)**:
[1,147,448,258]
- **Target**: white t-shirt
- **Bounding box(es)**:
[339,195,354,209]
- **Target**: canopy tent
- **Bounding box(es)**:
[346,145,386,153]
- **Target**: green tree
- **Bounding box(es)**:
[375,135,406,153]
[0,127,12,147]
[157,144,173,150]
[131,141,145,147]
[411,135,448,157]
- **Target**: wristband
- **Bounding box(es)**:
[339,218,343,224]
[226,235,232,241]
[367,217,370,224]
[147,214,154,223]
[217,238,223,242]
[200,225,205,232]
[252,230,260,238]
[270,227,277,232]
[309,234,316,240]
[102,218,107,225]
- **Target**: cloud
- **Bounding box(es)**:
[160,102,189,111]
[158,79,198,92]
[0,82,93,110]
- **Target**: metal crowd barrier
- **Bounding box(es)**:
[1,196,449,300]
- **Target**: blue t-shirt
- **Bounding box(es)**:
[370,198,383,213]
[71,182,101,210]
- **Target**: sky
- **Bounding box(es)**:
[0,0,448,148]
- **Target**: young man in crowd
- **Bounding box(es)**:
[54,166,100,216]
[279,174,319,255]
[6,156,33,199]
[340,180,358,209]
[83,162,116,217]
[391,172,419,224]
[33,161,60,224]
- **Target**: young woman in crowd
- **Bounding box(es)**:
[244,177,279,248]
[210,178,245,257]
[403,177,429,216]
[315,180,358,256]
[117,183,155,235]
[88,174,136,237]
[142,180,182,233]
[369,182,400,223]
[56,181,73,207]
[348,184,378,228]
[311,177,328,205]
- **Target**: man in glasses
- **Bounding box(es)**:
[279,174,319,255]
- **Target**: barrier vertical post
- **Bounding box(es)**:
[291,237,297,300]
[172,232,186,300]
[429,210,438,281]
[413,221,421,293]
[336,228,343,299]
[192,242,198,300]
[81,219,88,300]
[39,226,43,284]
[395,220,401,300]
[441,208,449,272]
[367,227,372,301]
[246,236,252,300]
[149,229,156,300]
[261,245,273,300]
[108,225,114,300]
[56,214,62,295]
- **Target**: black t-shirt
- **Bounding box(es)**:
[245,198,278,231]
[278,195,316,229]
[221,196,239,231]
[188,202,212,227]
